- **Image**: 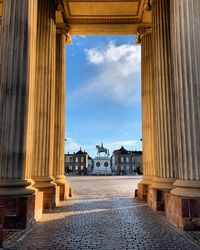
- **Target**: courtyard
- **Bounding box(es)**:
[3,176,200,250]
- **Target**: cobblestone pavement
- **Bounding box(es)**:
[7,176,200,250]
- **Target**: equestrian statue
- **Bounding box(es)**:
[96,143,110,157]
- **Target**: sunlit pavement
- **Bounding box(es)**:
[7,176,200,250]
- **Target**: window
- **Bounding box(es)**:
[96,162,100,167]
[126,157,129,163]
[126,165,130,171]
[121,165,124,170]
[75,157,78,162]
[69,165,72,170]
[121,157,124,163]
[104,162,108,167]
[81,157,84,163]
[75,166,78,171]
[81,166,84,170]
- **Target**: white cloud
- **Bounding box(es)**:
[85,41,140,65]
[86,49,104,64]
[71,41,141,106]
[65,137,80,152]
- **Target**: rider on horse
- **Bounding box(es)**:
[96,143,110,157]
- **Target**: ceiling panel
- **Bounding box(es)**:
[68,1,139,16]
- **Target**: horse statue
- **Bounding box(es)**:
[96,143,110,157]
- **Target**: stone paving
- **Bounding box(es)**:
[5,176,200,250]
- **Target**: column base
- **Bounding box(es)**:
[38,186,58,210]
[34,191,44,221]
[148,178,175,211]
[0,179,42,229]
[33,177,57,209]
[165,192,200,231]
[171,180,200,198]
[0,192,43,229]
[0,179,36,196]
[54,175,70,201]
[137,176,153,202]
[148,187,170,211]
[150,177,176,190]
[57,183,69,201]
[138,183,150,202]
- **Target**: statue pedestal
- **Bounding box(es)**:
[92,157,112,175]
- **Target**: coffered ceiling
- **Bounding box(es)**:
[59,0,151,35]
[0,0,151,35]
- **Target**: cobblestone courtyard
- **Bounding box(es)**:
[6,176,200,250]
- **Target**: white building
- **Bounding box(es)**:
[92,157,112,175]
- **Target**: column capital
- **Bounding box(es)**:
[56,24,70,34]
[56,24,72,44]
[135,26,151,44]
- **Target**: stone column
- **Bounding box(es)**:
[165,0,200,230]
[53,31,70,200]
[136,29,156,201]
[31,0,57,209]
[148,0,177,211]
[0,0,38,228]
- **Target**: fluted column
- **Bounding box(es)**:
[170,0,200,198]
[141,30,156,184]
[137,29,156,201]
[31,0,57,209]
[151,0,177,190]
[147,0,177,211]
[0,0,37,195]
[53,32,70,200]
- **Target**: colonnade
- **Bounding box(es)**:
[138,0,200,230]
[0,0,200,231]
[0,0,69,227]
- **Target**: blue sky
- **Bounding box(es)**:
[65,35,142,157]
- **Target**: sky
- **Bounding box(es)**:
[65,35,142,157]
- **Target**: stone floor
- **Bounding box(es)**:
[4,176,200,250]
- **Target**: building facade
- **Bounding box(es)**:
[111,146,142,175]
[65,147,142,176]
[65,148,89,175]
